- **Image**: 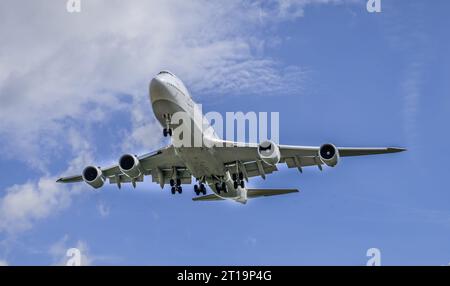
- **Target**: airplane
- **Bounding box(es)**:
[57,70,406,204]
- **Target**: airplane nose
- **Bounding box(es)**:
[149,76,170,103]
[150,76,165,91]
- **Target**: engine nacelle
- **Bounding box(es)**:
[82,166,105,189]
[257,140,281,165]
[318,143,339,167]
[119,154,142,179]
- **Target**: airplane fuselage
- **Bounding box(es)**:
[149,71,245,202]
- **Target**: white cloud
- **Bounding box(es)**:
[0,129,91,235]
[0,260,8,266]
[0,178,72,234]
[120,93,164,153]
[97,201,110,218]
[257,0,356,20]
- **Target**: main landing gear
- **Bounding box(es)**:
[170,178,182,194]
[194,183,207,196]
[163,114,172,137]
[216,182,228,194]
[232,172,245,189]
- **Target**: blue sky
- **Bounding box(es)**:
[0,0,449,265]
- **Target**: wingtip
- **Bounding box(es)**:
[388,147,407,153]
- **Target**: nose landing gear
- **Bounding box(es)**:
[163,128,172,137]
[163,114,173,137]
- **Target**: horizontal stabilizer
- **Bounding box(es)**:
[192,194,225,201]
[247,188,299,198]
[192,188,299,202]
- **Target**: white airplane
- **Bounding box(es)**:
[57,70,406,204]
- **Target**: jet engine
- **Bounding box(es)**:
[257,140,281,165]
[119,154,142,178]
[82,166,105,189]
[318,143,339,167]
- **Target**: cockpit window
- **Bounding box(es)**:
[158,70,174,76]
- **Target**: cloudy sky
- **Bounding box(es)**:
[0,0,449,265]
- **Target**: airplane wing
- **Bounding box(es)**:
[57,145,189,188]
[218,142,406,179]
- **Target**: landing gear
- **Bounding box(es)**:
[163,128,172,137]
[163,114,173,137]
[194,183,206,196]
[232,172,245,189]
[170,177,182,194]
[215,183,221,194]
[200,183,206,195]
[171,186,182,194]
[194,184,199,195]
[216,181,228,194]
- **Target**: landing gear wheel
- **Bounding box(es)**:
[233,181,238,189]
[178,186,182,194]
[176,178,181,186]
[163,128,172,137]
[215,183,221,194]
[239,172,244,181]
[240,180,245,188]
[171,187,176,194]
[169,179,175,187]
[221,182,227,193]
[200,183,207,195]
[194,184,199,196]
[232,173,237,181]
